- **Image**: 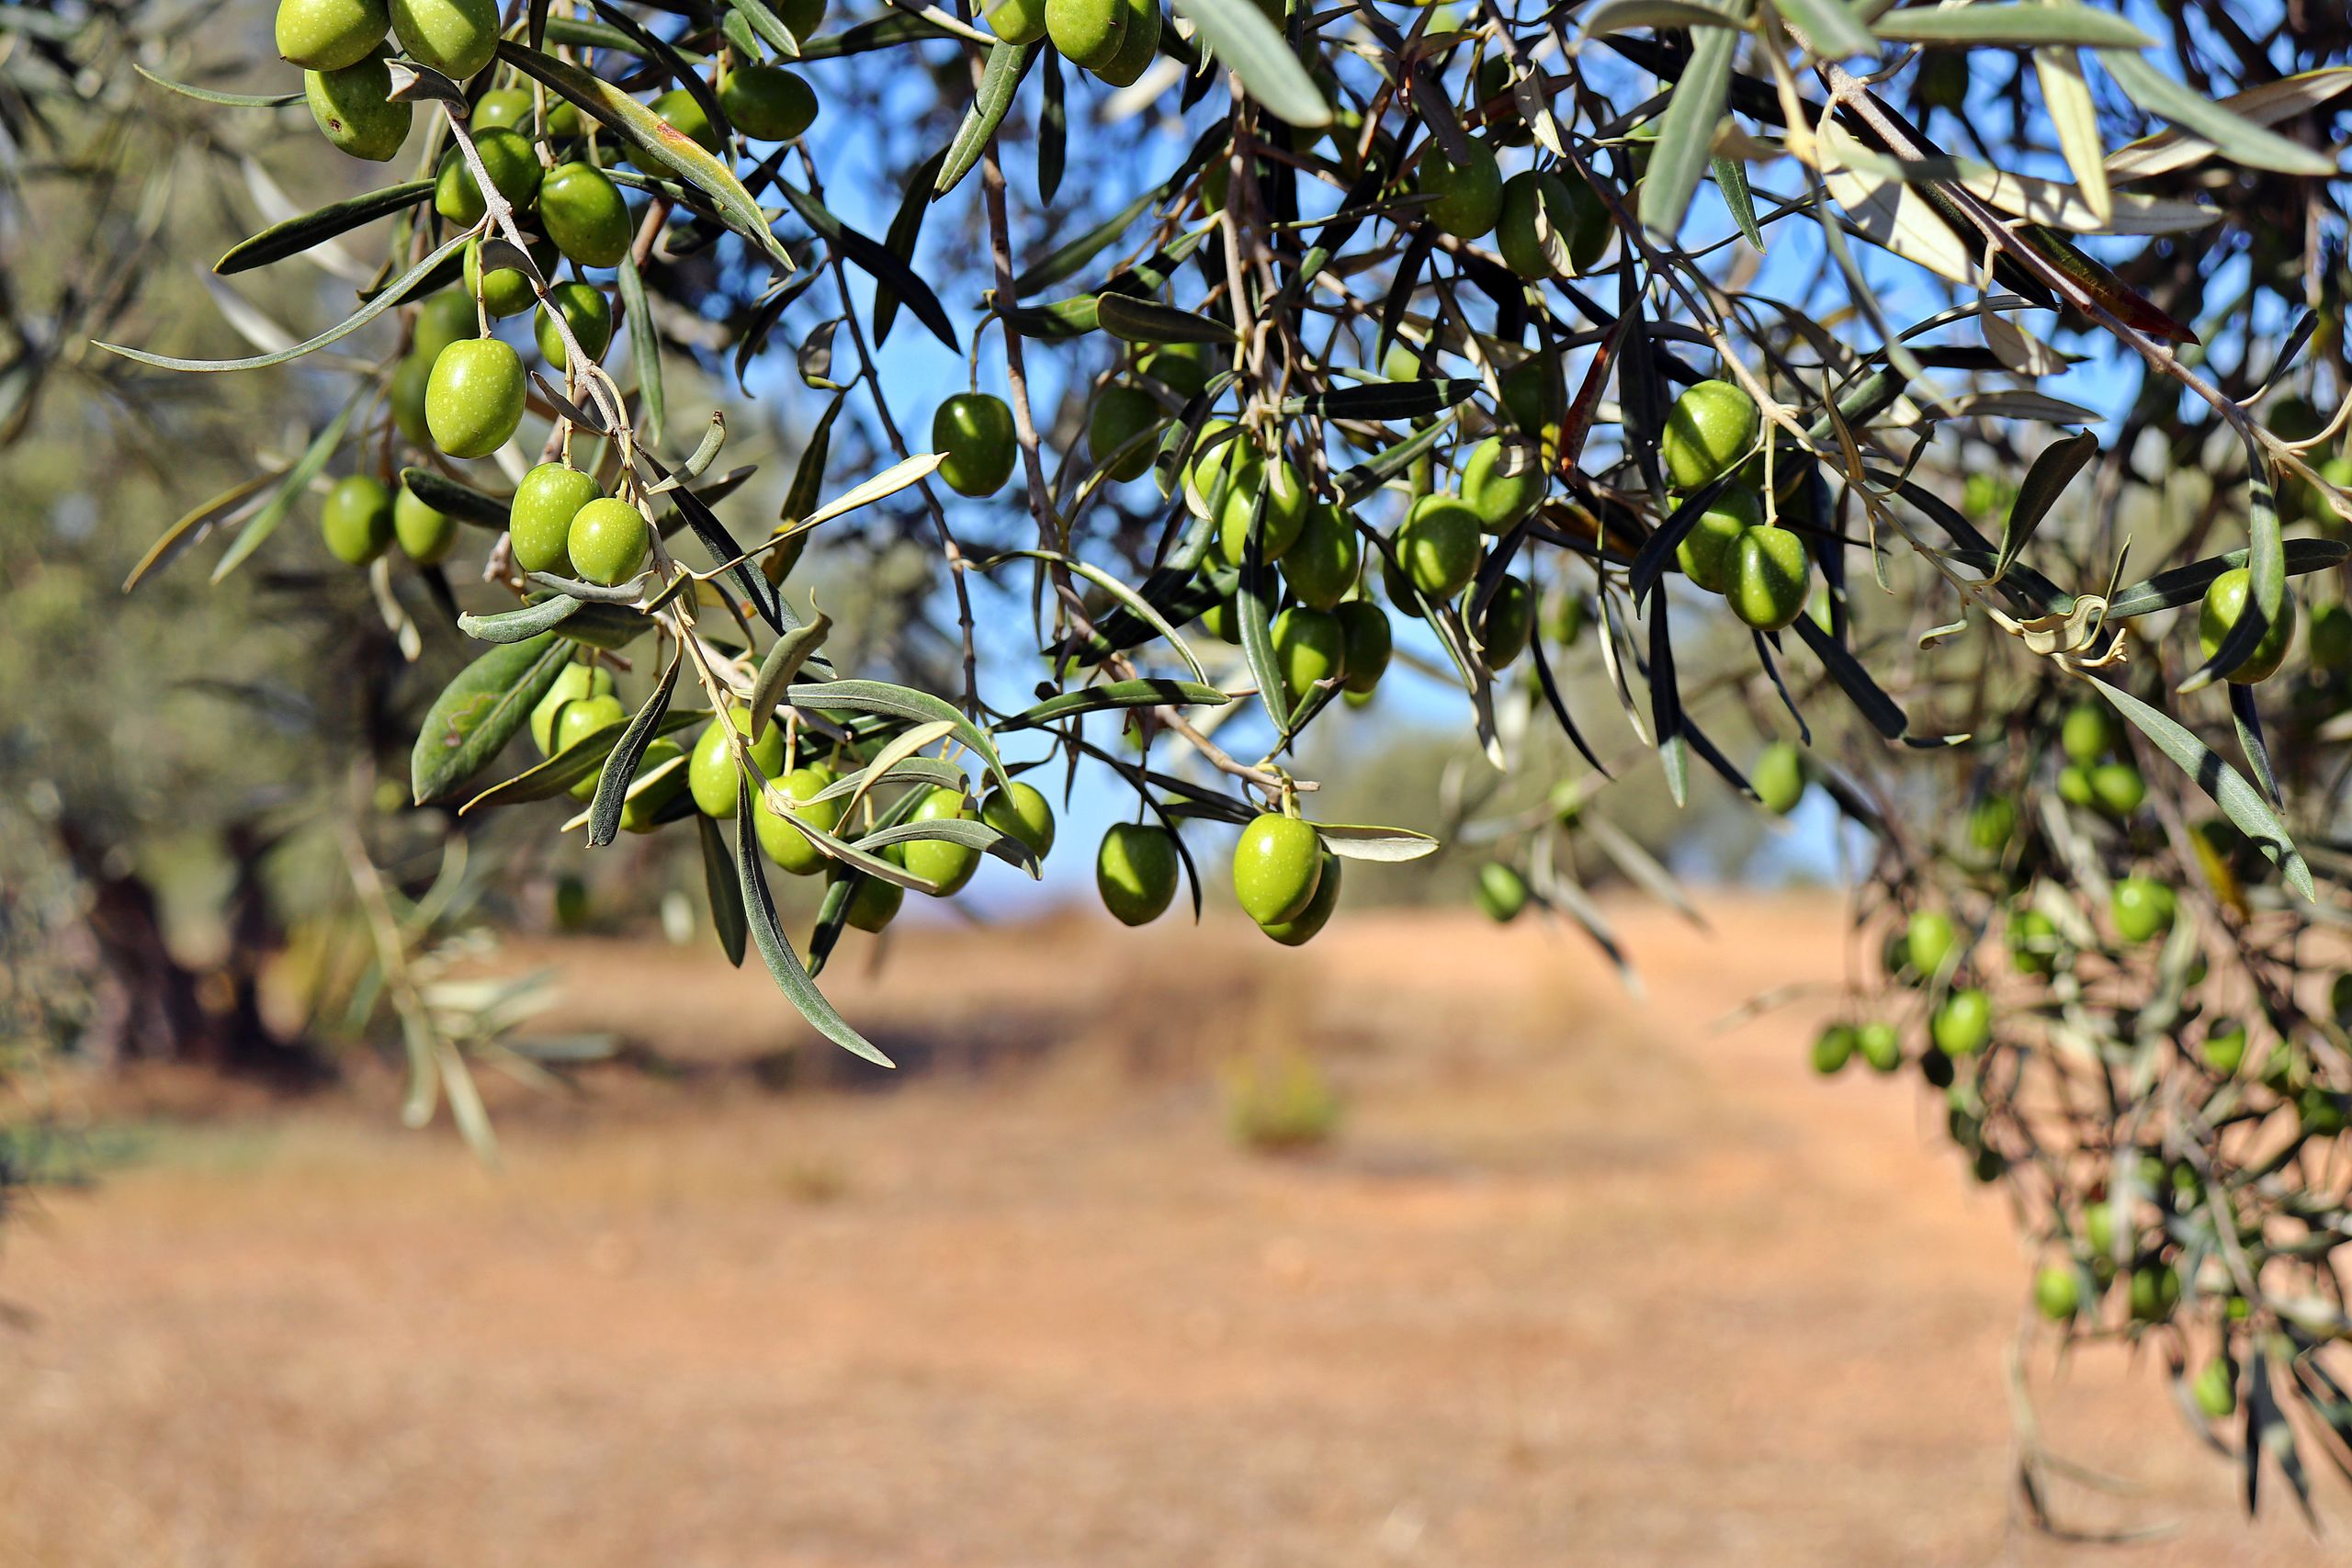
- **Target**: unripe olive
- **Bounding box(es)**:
[980,780,1057,861]
[1856,1021,1901,1074]
[932,392,1018,497]
[1140,342,1216,399]
[842,848,908,932]
[1234,813,1322,926]
[2009,908,2059,976]
[1906,908,1959,977]
[720,63,819,141]
[2202,1016,2247,1075]
[1673,483,1762,593]
[1088,385,1160,482]
[1474,55,1531,146]
[2032,1263,2081,1322]
[2308,602,2352,671]
[305,54,413,161]
[2110,876,2176,943]
[1097,821,1179,926]
[531,663,611,754]
[435,128,542,224]
[1752,740,1804,816]
[1965,794,2017,853]
[1093,0,1161,86]
[1461,434,1545,533]
[1396,493,1482,601]
[1932,987,1993,1055]
[616,738,689,833]
[2126,1263,2180,1323]
[2082,1199,2118,1256]
[903,787,982,896]
[1413,138,1502,239]
[755,765,844,874]
[1261,847,1340,946]
[1046,0,1127,72]
[1334,600,1391,694]
[2198,566,2296,684]
[1477,575,1534,669]
[2059,701,2114,763]
[537,280,614,371]
[2301,1086,2346,1136]
[554,694,627,790]
[508,461,603,575]
[985,0,1048,43]
[1283,504,1360,611]
[1271,606,1347,711]
[412,288,477,365]
[2088,761,2145,818]
[1215,453,1313,567]
[389,352,434,446]
[2191,1358,2237,1420]
[1496,170,1577,280]
[463,235,552,318]
[392,484,458,565]
[321,473,395,565]
[1811,1023,1855,1075]
[389,0,500,80]
[536,162,632,268]
[470,87,533,130]
[1476,862,1527,922]
[776,0,827,39]
[1499,356,1555,435]
[1198,595,1240,644]
[1660,378,1760,491]
[1547,590,1589,648]
[277,0,388,71]
[567,496,648,586]
[688,706,786,818]
[424,337,526,459]
[1726,525,1810,632]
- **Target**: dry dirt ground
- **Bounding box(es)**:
[0,895,2337,1566]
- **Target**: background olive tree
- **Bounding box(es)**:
[10,0,2352,1525]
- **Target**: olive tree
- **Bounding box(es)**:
[50,0,2352,1522]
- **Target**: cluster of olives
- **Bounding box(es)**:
[319,469,458,567]
[987,0,1160,87]
[1662,379,1815,632]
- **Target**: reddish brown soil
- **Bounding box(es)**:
[0,897,2333,1565]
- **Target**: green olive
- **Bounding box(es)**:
[720,63,819,141]
[470,87,533,130]
[841,847,908,932]
[1396,493,1482,601]
[276,0,388,71]
[554,691,627,763]
[508,462,603,576]
[1087,385,1161,483]
[1752,740,1804,816]
[321,473,395,565]
[903,787,982,895]
[1964,794,2017,854]
[1475,55,1531,147]
[688,706,786,818]
[1461,434,1545,533]
[2032,1263,2080,1322]
[536,162,633,268]
[1283,504,1360,611]
[536,279,614,371]
[1271,606,1347,711]
[2110,876,2176,943]
[1046,0,1126,71]
[389,352,434,447]
[1198,594,1240,644]
[1097,822,1179,927]
[1673,483,1762,593]
[1906,908,1959,977]
[411,289,477,365]
[2197,566,2296,684]
[2201,1016,2246,1076]
[2308,602,2352,671]
[530,663,609,755]
[392,484,458,565]
[2059,701,2114,762]
[2009,908,2059,976]
[2191,1358,2236,1420]
[1233,813,1322,926]
[305,54,413,161]
[1094,0,1161,86]
[435,128,542,224]
[1139,342,1216,399]
[1414,139,1502,239]
[1496,170,1577,280]
[1499,356,1556,436]
[424,337,526,459]
[463,235,551,318]
[1215,454,1313,567]
[985,0,1048,42]
[616,738,690,833]
[776,0,827,39]
[566,496,648,586]
[1261,847,1340,946]
[1476,862,1527,922]
[1726,524,1810,632]
[1660,378,1760,491]
[932,392,1018,497]
[1477,575,1534,669]
[389,0,500,80]
[754,764,844,874]
[980,780,1057,861]
[1811,1024,1856,1075]
[1932,987,1992,1055]
[1334,601,1391,694]
[2126,1263,2180,1323]
[1856,1021,1901,1074]
[2088,761,2145,819]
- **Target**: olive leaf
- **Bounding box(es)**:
[936,41,1035,198]
[216,181,435,276]
[786,678,1014,797]
[1996,429,2098,581]
[1169,0,1330,128]
[459,711,701,811]
[1635,0,1747,241]
[2180,430,2283,694]
[458,596,654,648]
[132,65,301,106]
[1002,679,1233,729]
[212,395,361,581]
[1873,3,2155,49]
[698,814,750,967]
[774,179,959,351]
[733,779,893,1066]
[588,652,681,847]
[400,468,510,528]
[1313,823,1440,863]
[412,633,581,807]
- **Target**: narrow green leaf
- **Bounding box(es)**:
[1010,189,1160,296]
[786,678,1013,797]
[588,652,680,847]
[1003,678,1232,728]
[1712,155,1766,251]
[1281,378,1479,421]
[2104,537,2346,619]
[133,64,301,107]
[458,596,655,648]
[1581,0,1744,30]
[400,467,509,528]
[725,0,802,57]
[747,611,834,739]
[1635,0,1747,241]
[412,634,579,806]
[1315,823,1440,863]
[1767,0,1873,58]
[1997,430,2096,580]
[123,475,274,592]
[1170,0,1331,128]
[774,179,959,351]
[698,813,750,966]
[2097,48,2337,177]
[212,398,359,581]
[1875,3,2155,49]
[459,710,700,810]
[936,41,1035,197]
[734,780,893,1066]
[1095,292,1235,346]
[618,248,665,447]
[875,148,949,346]
[216,180,434,276]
